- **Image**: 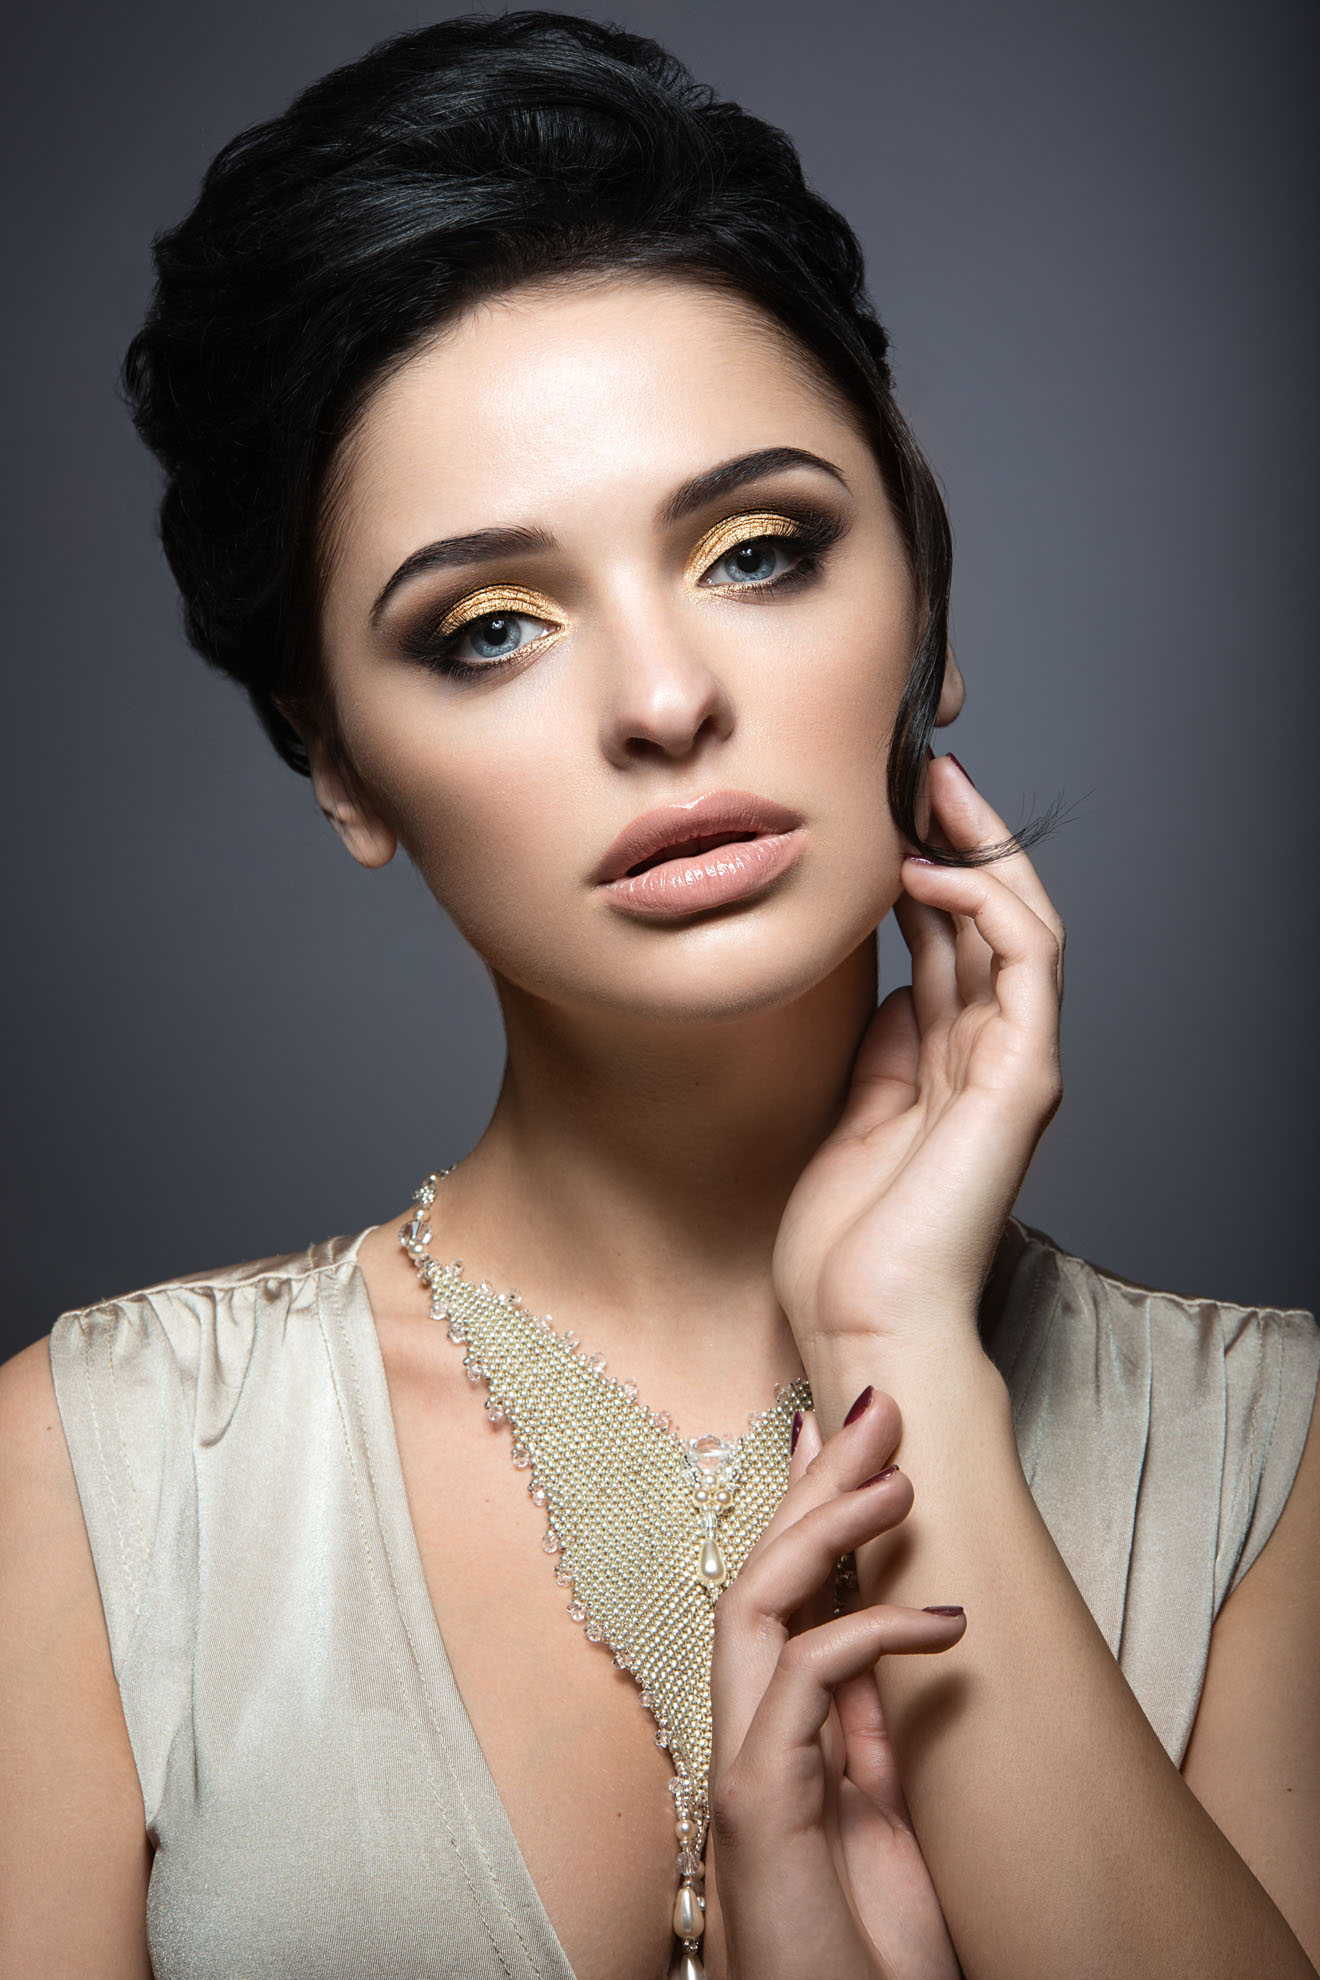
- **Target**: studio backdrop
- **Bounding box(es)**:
[3,0,1316,1357]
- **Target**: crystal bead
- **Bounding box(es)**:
[655,1730,669,1749]
[506,1290,520,1304]
[450,1260,463,1272]
[612,1652,629,1670]
[639,1691,653,1709]
[478,1281,493,1294]
[510,1444,531,1468]
[585,1622,604,1643]
[677,1847,703,1879]
[485,1402,507,1426]
[465,1362,484,1384]
[529,1485,548,1507]
[447,1321,467,1343]
[561,1330,579,1349]
[568,1601,587,1623]
[689,1434,735,1476]
[621,1380,639,1401]
[656,1412,672,1432]
[586,1351,607,1373]
[541,1531,561,1555]
[554,1565,574,1586]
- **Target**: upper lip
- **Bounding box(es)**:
[592,789,804,885]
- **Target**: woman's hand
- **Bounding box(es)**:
[773,753,1066,1373]
[704,1394,965,1980]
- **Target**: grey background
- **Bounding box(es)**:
[4,0,1316,1358]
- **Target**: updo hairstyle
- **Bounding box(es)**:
[123,9,1034,864]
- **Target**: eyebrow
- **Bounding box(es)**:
[369,447,848,628]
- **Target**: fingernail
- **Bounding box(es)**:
[844,1385,874,1425]
[790,1408,804,1454]
[946,752,975,788]
[922,1605,965,1617]
[905,855,939,866]
[859,1465,900,1487]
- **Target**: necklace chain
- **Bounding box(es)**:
[399,1169,812,1977]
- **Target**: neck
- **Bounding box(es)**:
[432,939,877,1375]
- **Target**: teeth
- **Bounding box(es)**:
[628,831,757,878]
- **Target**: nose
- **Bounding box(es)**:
[596,616,736,770]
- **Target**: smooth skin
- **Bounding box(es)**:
[1,274,1315,1980]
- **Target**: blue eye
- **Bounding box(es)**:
[448,611,556,665]
[704,537,800,587]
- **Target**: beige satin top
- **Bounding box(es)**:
[50,1219,1319,1980]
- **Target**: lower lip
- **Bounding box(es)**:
[599,830,805,919]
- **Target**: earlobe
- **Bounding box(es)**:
[305,736,397,871]
[934,644,966,728]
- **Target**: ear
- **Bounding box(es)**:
[304,730,397,871]
[934,643,966,728]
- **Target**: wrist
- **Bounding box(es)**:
[804,1323,1008,1438]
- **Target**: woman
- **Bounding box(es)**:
[1,12,1315,1979]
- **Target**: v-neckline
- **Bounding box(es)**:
[318,1226,579,1980]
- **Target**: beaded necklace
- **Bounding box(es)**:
[400,1169,811,1980]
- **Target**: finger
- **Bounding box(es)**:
[834,1669,910,1822]
[926,754,1067,972]
[712,1468,914,1759]
[890,891,960,1033]
[724,1605,966,1813]
[899,856,1063,1045]
[830,988,921,1141]
[786,1408,837,1639]
[741,1388,903,1561]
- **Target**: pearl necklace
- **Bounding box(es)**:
[400,1170,811,1980]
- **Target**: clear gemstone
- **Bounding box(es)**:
[541,1531,561,1555]
[586,1352,607,1373]
[639,1691,653,1709]
[510,1444,531,1468]
[465,1362,484,1384]
[554,1565,574,1586]
[529,1485,548,1507]
[677,1847,704,1879]
[568,1601,587,1623]
[612,1652,628,1670]
[690,1435,735,1476]
[655,1730,669,1749]
[562,1331,580,1349]
[621,1380,639,1402]
[585,1622,604,1643]
[656,1412,672,1432]
[485,1402,507,1426]
[447,1321,467,1343]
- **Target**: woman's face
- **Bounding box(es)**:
[315,275,945,1023]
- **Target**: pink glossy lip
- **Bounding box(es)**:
[593,789,805,919]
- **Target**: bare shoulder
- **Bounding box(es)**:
[0,1337,153,1978]
[1181,1375,1320,1968]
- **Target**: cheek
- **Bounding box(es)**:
[344,685,588,951]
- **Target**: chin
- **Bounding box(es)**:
[498,894,889,1028]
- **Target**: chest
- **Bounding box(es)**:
[381,1334,723,1980]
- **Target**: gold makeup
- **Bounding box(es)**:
[434,582,564,644]
[683,510,817,587]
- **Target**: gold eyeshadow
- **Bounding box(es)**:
[435,582,564,641]
[683,511,815,586]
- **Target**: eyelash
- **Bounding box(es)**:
[400,506,846,680]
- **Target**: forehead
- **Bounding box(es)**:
[327,275,874,563]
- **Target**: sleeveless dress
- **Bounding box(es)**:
[49,1218,1319,1980]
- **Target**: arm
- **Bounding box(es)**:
[811,1340,1318,1980]
[775,752,1318,1980]
[0,1338,153,1979]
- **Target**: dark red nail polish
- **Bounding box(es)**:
[844,1386,873,1425]
[924,742,936,761]
[946,752,975,788]
[905,854,938,866]
[922,1605,965,1617]
[859,1465,899,1488]
[790,1409,803,1454]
